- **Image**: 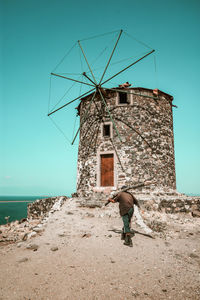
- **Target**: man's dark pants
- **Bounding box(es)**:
[122,207,134,233]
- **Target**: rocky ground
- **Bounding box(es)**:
[0,197,200,300]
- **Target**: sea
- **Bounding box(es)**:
[0,196,48,225]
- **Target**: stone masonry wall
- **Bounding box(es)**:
[77,88,176,197]
[27,196,67,219]
[77,190,200,216]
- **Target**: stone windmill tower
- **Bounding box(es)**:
[76,84,176,197]
[47,30,176,199]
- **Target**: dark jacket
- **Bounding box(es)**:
[114,191,139,216]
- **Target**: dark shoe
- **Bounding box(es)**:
[129,237,133,247]
[124,234,133,247]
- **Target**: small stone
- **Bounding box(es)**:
[19,218,27,224]
[65,211,74,215]
[18,257,28,263]
[22,233,28,241]
[27,232,37,239]
[51,246,58,251]
[111,259,115,263]
[189,253,199,259]
[86,212,95,217]
[192,210,200,218]
[132,291,139,297]
[165,242,171,246]
[162,289,167,293]
[26,243,39,251]
[36,223,43,228]
[58,233,65,237]
[82,233,91,238]
[33,227,43,233]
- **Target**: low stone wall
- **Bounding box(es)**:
[158,197,200,214]
[137,191,200,214]
[77,192,106,208]
[27,196,68,219]
[77,189,200,215]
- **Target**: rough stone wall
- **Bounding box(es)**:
[27,196,67,219]
[77,88,176,197]
[77,190,200,216]
[158,197,200,214]
[133,190,200,214]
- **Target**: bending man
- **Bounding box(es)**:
[108,186,140,247]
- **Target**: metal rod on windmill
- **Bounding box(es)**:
[99,29,123,84]
[51,72,94,87]
[71,91,97,145]
[101,49,155,86]
[78,40,97,85]
[47,87,96,116]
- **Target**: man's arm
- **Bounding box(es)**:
[105,198,115,206]
[108,198,115,203]
[105,193,120,206]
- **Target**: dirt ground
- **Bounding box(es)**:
[0,198,200,300]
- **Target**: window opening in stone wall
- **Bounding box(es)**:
[103,124,111,137]
[119,92,128,104]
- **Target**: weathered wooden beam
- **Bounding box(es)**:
[105,180,156,206]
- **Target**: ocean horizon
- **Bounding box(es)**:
[0,195,49,225]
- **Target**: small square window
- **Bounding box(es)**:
[119,92,128,104]
[103,124,111,137]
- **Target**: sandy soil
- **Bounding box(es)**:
[0,198,200,300]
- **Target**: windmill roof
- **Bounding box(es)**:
[76,87,174,115]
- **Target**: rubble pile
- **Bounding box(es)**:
[146,218,167,233]
[0,196,67,245]
[0,218,43,244]
[141,208,200,239]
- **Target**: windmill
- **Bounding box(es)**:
[48,30,176,197]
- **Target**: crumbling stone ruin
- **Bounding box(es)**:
[27,196,67,219]
[76,85,176,198]
[0,196,67,245]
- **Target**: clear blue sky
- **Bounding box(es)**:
[1,0,200,196]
